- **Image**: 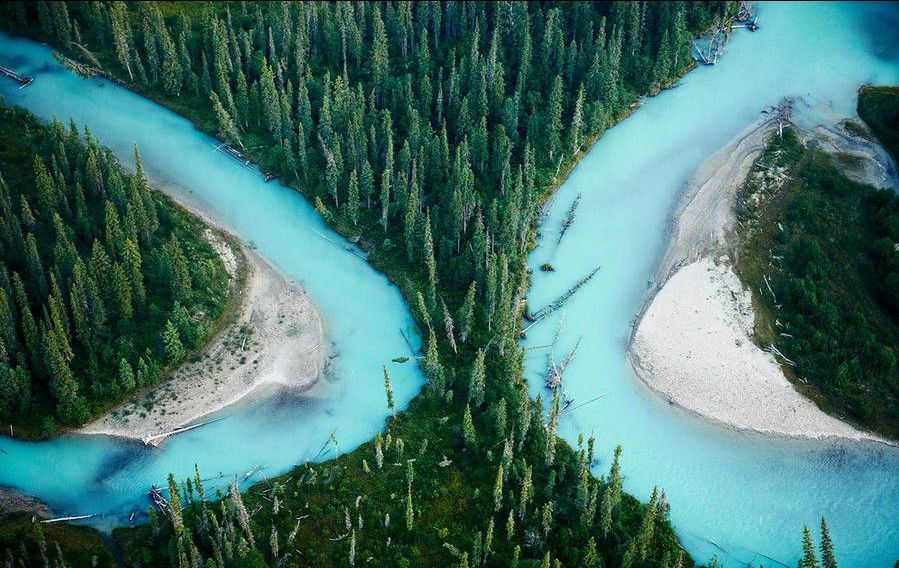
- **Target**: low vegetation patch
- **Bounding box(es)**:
[735,124,899,438]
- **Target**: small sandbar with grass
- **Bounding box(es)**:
[629,105,896,444]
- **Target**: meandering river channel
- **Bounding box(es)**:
[1,2,898,566]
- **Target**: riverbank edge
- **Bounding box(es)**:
[626,112,897,447]
[0,163,248,441]
[75,190,328,444]
[9,26,711,564]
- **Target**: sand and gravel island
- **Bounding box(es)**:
[79,226,327,444]
[628,104,896,444]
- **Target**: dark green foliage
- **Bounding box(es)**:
[736,126,899,438]
[0,0,734,565]
[0,103,232,437]
[0,512,115,568]
[858,85,899,161]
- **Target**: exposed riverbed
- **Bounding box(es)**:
[0,31,425,532]
[524,3,899,566]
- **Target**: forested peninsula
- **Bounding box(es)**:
[0,102,234,439]
[0,1,847,567]
[734,88,899,439]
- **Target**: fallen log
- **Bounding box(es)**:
[526,266,600,323]
[40,514,94,524]
[557,193,582,245]
[141,416,226,446]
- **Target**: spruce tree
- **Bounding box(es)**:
[799,525,821,568]
[820,517,837,568]
[468,349,486,407]
[383,365,395,417]
[462,403,476,447]
[347,169,359,226]
[163,319,184,361]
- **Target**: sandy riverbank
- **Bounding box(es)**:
[78,227,326,444]
[628,111,892,444]
[0,486,51,516]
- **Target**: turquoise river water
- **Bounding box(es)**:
[1,2,898,566]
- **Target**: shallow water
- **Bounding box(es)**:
[524,2,899,566]
[0,33,425,530]
[0,2,897,566]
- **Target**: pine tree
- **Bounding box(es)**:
[210,92,243,149]
[569,84,586,154]
[119,357,135,391]
[405,485,414,531]
[404,173,419,261]
[636,486,659,559]
[519,465,533,516]
[799,525,821,568]
[601,445,624,537]
[371,8,389,102]
[45,329,81,423]
[493,464,504,512]
[383,365,395,417]
[584,537,598,567]
[379,164,392,231]
[441,299,458,354]
[462,403,476,447]
[122,238,145,306]
[163,319,184,361]
[109,1,137,81]
[24,233,47,299]
[820,517,838,568]
[111,262,133,320]
[167,236,192,303]
[260,61,282,136]
[12,273,38,358]
[458,281,476,344]
[468,349,486,406]
[541,501,554,537]
[347,169,360,225]
[423,212,437,301]
[546,75,565,164]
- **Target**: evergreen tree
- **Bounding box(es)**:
[493,464,503,512]
[383,365,395,417]
[119,357,135,391]
[163,319,184,361]
[569,84,586,155]
[347,169,360,225]
[799,525,821,568]
[462,403,476,447]
[468,349,486,406]
[820,517,838,568]
[167,236,192,303]
[546,75,565,165]
[210,92,243,149]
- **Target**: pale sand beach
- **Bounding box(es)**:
[79,223,326,444]
[628,111,893,444]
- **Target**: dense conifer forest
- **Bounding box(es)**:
[0,102,233,438]
[2,1,845,567]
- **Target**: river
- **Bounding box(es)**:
[1,2,898,566]
[0,30,426,531]
[524,2,899,566]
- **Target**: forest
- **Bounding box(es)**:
[0,1,850,567]
[735,112,899,438]
[0,102,233,438]
[858,85,899,161]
